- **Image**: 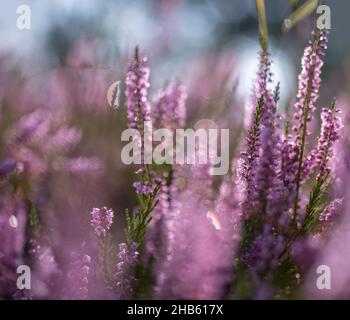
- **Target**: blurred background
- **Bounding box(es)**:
[1,0,349,100]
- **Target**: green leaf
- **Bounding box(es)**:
[300,173,329,235]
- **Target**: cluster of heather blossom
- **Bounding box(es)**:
[90,207,114,237]
[2,10,350,300]
[319,198,343,223]
[292,31,328,140]
[65,253,91,300]
[153,83,187,129]
[314,105,343,179]
[125,47,151,131]
[133,180,156,196]
[230,27,347,299]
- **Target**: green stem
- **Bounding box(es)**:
[292,31,320,228]
[256,0,268,51]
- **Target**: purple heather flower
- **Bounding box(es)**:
[125,47,151,130]
[241,50,279,211]
[0,158,16,178]
[114,242,139,299]
[153,83,187,129]
[239,108,261,202]
[145,81,189,257]
[253,51,273,107]
[90,207,114,237]
[79,254,91,299]
[287,30,329,221]
[315,106,343,179]
[280,135,298,204]
[292,30,329,144]
[30,245,60,299]
[133,180,154,196]
[239,51,293,287]
[156,193,233,299]
[66,252,91,299]
[249,126,280,212]
[244,100,287,220]
[301,105,342,182]
[319,198,343,222]
[62,157,103,174]
[244,224,285,277]
[12,109,49,144]
[44,126,82,154]
[132,168,161,195]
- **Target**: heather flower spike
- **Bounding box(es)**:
[292,30,329,224]
[114,242,139,299]
[125,46,151,131]
[90,207,114,237]
[153,83,187,129]
[315,99,343,179]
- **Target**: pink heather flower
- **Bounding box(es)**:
[286,31,329,220]
[239,104,262,202]
[156,194,233,299]
[250,126,281,213]
[301,104,342,182]
[253,51,273,107]
[242,51,285,217]
[292,30,329,144]
[133,180,154,195]
[79,254,91,299]
[132,169,160,195]
[66,252,91,299]
[315,106,343,179]
[63,157,102,174]
[0,158,16,178]
[90,207,114,237]
[319,198,343,222]
[243,224,286,298]
[304,191,350,299]
[241,50,278,211]
[12,109,49,144]
[114,242,139,299]
[280,135,298,204]
[125,47,151,130]
[153,83,187,129]
[187,164,214,204]
[240,51,272,188]
[43,126,82,154]
[299,106,341,183]
[145,82,189,257]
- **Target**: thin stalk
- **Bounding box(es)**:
[256,0,268,52]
